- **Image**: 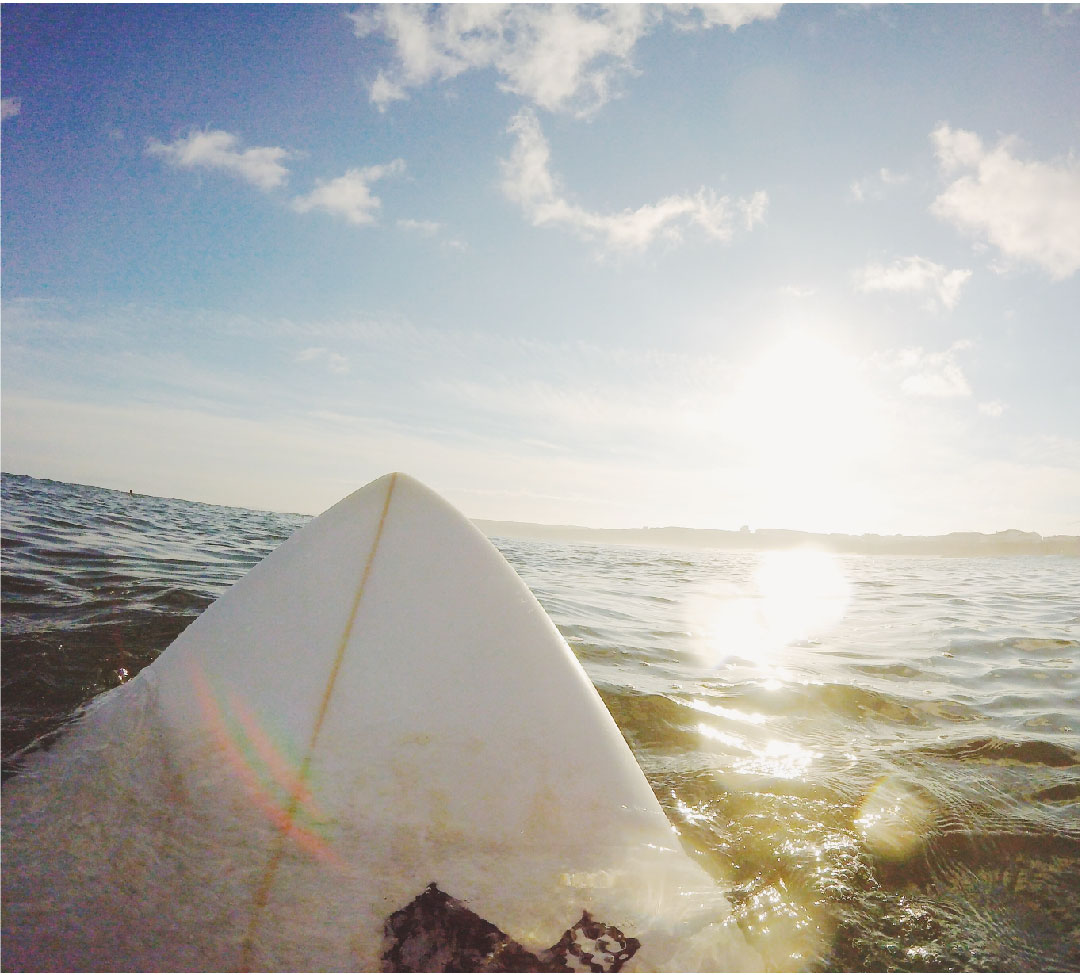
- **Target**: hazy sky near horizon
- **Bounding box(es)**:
[3,4,1079,535]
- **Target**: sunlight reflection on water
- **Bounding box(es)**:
[679,551,856,965]
[688,549,851,671]
[732,738,819,780]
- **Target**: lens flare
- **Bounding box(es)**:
[855,776,936,861]
[190,663,340,865]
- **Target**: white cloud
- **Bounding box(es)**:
[901,362,971,399]
[1,97,21,121]
[850,167,908,202]
[931,124,1080,279]
[667,4,783,31]
[352,4,779,116]
[370,71,408,108]
[500,108,767,253]
[296,347,349,374]
[291,160,404,226]
[877,341,973,399]
[146,129,291,191]
[855,255,972,310]
[978,400,1006,418]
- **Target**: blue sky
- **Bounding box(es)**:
[3,4,1079,535]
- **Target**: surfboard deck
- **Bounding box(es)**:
[2,473,760,971]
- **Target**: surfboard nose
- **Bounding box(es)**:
[3,472,763,972]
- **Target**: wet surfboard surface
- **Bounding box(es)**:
[2,473,761,971]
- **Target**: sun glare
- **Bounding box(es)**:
[724,330,888,533]
[756,549,851,642]
[690,549,851,670]
[732,333,870,457]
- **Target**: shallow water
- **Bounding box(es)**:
[3,472,1078,971]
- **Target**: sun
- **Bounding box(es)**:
[731,332,869,463]
[724,330,890,533]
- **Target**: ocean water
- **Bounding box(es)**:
[2,472,1078,972]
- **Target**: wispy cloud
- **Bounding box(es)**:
[291,160,405,226]
[855,255,972,310]
[931,124,1080,279]
[500,108,767,253]
[9,299,1073,534]
[296,346,349,374]
[850,167,908,202]
[146,129,292,190]
[1040,4,1080,27]
[878,341,974,399]
[1,97,21,121]
[397,218,467,251]
[397,218,442,237]
[351,4,780,116]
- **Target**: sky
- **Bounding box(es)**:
[2,4,1079,536]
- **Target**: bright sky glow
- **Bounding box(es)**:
[2,5,1078,534]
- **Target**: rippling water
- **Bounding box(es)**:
[3,472,1078,971]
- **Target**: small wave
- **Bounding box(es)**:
[853,662,925,679]
[1010,637,1080,653]
[916,736,1079,768]
[738,681,935,727]
[1032,781,1080,803]
[600,690,703,752]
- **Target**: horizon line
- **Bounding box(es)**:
[3,470,1077,546]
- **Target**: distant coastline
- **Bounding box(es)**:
[474,519,1080,556]
[4,472,1076,556]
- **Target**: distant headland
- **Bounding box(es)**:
[473,520,1080,557]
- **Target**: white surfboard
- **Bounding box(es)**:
[2,473,760,972]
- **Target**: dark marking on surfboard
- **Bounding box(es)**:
[546,910,641,973]
[381,883,544,972]
[381,883,640,973]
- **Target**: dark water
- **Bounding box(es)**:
[3,472,1079,971]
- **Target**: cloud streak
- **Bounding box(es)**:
[146,129,292,190]
[931,124,1080,279]
[500,108,767,253]
[1,96,21,121]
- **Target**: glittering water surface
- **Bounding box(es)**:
[3,473,1079,971]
